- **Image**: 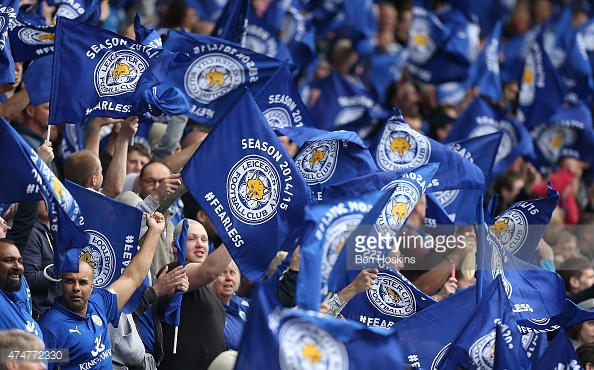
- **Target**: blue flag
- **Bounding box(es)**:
[297,169,410,311]
[133,13,162,49]
[533,330,581,370]
[8,17,55,62]
[245,12,293,63]
[393,285,477,369]
[293,130,378,201]
[181,88,310,281]
[433,132,501,224]
[235,283,404,369]
[164,219,187,327]
[308,70,388,132]
[49,17,189,124]
[186,0,226,23]
[365,50,409,103]
[253,62,319,130]
[425,191,455,236]
[476,218,567,321]
[0,0,17,84]
[444,97,534,179]
[370,108,485,193]
[406,0,472,84]
[22,54,52,106]
[278,0,317,68]
[210,0,249,46]
[341,266,436,329]
[0,117,89,274]
[486,185,559,265]
[517,298,594,334]
[559,26,593,103]
[517,34,567,128]
[437,277,527,370]
[53,0,101,25]
[528,101,594,175]
[160,30,290,125]
[262,0,287,32]
[65,180,146,312]
[468,20,503,102]
[493,321,526,369]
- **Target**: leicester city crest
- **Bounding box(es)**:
[408,16,436,64]
[334,106,365,127]
[432,189,459,208]
[489,209,528,255]
[490,238,513,299]
[518,48,537,107]
[80,230,116,288]
[263,107,292,129]
[377,123,431,171]
[367,273,416,318]
[279,318,348,370]
[536,125,576,163]
[469,122,515,166]
[18,27,55,46]
[321,214,364,280]
[94,50,148,97]
[469,330,496,370]
[227,155,281,225]
[375,179,420,236]
[295,140,339,185]
[184,53,245,104]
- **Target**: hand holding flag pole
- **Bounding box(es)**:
[166,219,188,354]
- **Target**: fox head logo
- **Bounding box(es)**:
[309,150,325,166]
[246,171,270,200]
[39,33,55,41]
[390,135,411,157]
[523,68,533,85]
[302,343,322,364]
[490,219,509,238]
[551,134,563,149]
[206,67,228,87]
[80,251,95,267]
[412,34,428,46]
[391,198,410,224]
[112,62,133,81]
[52,177,63,199]
[381,283,405,307]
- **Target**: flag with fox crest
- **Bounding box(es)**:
[181,88,310,281]
[0,117,89,274]
[49,17,190,124]
[0,0,17,84]
[160,30,291,126]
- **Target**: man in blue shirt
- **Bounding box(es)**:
[39,212,166,370]
[0,238,43,342]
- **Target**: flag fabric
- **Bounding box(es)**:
[253,62,319,130]
[0,117,89,274]
[475,219,567,321]
[22,54,52,106]
[393,285,478,369]
[467,20,503,102]
[296,168,412,311]
[528,101,594,176]
[164,219,187,327]
[533,330,582,370]
[370,107,485,193]
[277,0,317,68]
[133,13,162,49]
[434,132,501,224]
[444,97,534,179]
[425,192,456,236]
[0,0,17,84]
[160,30,290,125]
[516,297,594,334]
[49,17,189,124]
[65,180,146,313]
[186,0,226,23]
[406,0,472,84]
[52,0,101,25]
[308,70,388,132]
[341,265,436,329]
[234,283,405,370]
[493,321,526,369]
[517,34,567,127]
[558,25,593,103]
[245,12,293,63]
[365,50,409,104]
[210,0,249,46]
[8,17,55,62]
[437,277,527,370]
[486,184,559,265]
[180,88,311,281]
[292,130,378,201]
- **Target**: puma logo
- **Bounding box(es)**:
[69,326,81,335]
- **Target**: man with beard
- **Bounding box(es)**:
[38,212,166,370]
[0,239,43,341]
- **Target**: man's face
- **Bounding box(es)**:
[60,261,94,315]
[138,162,171,198]
[211,265,237,301]
[126,150,149,174]
[185,223,209,264]
[0,242,24,292]
[31,102,50,130]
